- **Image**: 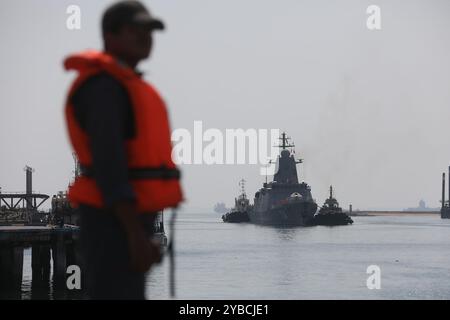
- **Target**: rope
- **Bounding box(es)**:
[167,207,177,298]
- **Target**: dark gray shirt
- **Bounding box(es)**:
[71,72,136,207]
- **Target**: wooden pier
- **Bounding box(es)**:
[0,225,80,298]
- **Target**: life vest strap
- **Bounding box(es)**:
[80,165,180,180]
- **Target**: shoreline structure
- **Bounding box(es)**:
[350,211,439,217]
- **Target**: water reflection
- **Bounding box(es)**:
[274,227,296,241]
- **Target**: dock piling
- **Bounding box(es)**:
[0,246,24,292]
[52,231,67,288]
[32,244,51,286]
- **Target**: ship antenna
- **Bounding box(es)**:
[239,178,246,197]
[330,185,333,199]
[266,159,274,184]
[276,132,295,150]
[265,166,267,184]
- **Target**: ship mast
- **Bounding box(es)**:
[275,132,302,164]
[277,132,295,150]
[239,178,246,198]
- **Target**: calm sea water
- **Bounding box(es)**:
[19,213,450,300]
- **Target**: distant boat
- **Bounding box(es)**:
[214,202,228,214]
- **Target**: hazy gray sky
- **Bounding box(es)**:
[1,0,450,212]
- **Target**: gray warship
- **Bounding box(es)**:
[248,133,317,226]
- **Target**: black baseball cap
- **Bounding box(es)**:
[102,0,165,34]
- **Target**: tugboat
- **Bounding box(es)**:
[248,132,317,226]
[222,179,251,223]
[312,186,353,226]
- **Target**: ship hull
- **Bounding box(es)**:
[248,201,317,226]
[222,210,250,223]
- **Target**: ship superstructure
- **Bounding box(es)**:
[248,132,317,226]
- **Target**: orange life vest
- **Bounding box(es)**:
[64,50,183,213]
